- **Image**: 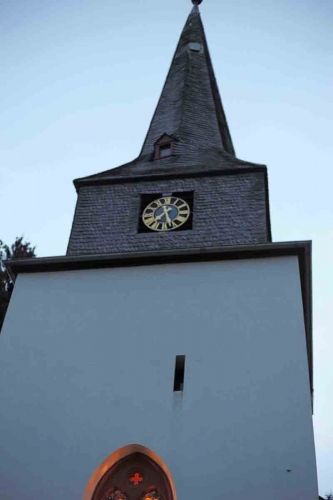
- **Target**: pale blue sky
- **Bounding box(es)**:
[1,0,332,494]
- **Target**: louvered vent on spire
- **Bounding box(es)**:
[140,2,235,157]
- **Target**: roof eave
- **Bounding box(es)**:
[73,164,268,190]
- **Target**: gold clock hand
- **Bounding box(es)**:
[155,212,165,221]
[163,206,172,225]
[155,206,172,223]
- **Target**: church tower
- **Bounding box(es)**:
[0,2,318,499]
[67,0,270,256]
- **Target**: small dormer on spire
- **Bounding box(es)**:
[153,134,174,160]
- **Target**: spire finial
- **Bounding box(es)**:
[192,0,203,5]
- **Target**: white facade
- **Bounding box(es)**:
[0,256,318,499]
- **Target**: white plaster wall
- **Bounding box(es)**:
[0,257,318,499]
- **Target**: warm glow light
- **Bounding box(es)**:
[83,444,177,500]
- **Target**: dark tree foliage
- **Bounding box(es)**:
[325,494,333,500]
[0,237,36,332]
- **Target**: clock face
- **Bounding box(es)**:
[142,196,191,232]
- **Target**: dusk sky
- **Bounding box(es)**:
[1,0,332,494]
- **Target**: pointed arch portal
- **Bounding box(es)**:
[84,445,176,500]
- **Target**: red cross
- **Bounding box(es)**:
[130,472,144,486]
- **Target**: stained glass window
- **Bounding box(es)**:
[104,489,127,500]
[92,452,173,500]
[142,487,161,500]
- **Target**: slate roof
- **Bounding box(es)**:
[75,148,266,187]
[140,3,235,156]
[74,4,262,187]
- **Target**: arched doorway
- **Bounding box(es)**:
[84,445,176,500]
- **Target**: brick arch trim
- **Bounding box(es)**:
[83,444,177,500]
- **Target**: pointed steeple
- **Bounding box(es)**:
[75,1,264,184]
[140,1,235,157]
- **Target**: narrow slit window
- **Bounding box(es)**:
[173,355,186,392]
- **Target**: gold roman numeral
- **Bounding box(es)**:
[176,215,188,223]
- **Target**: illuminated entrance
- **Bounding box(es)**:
[84,445,176,500]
